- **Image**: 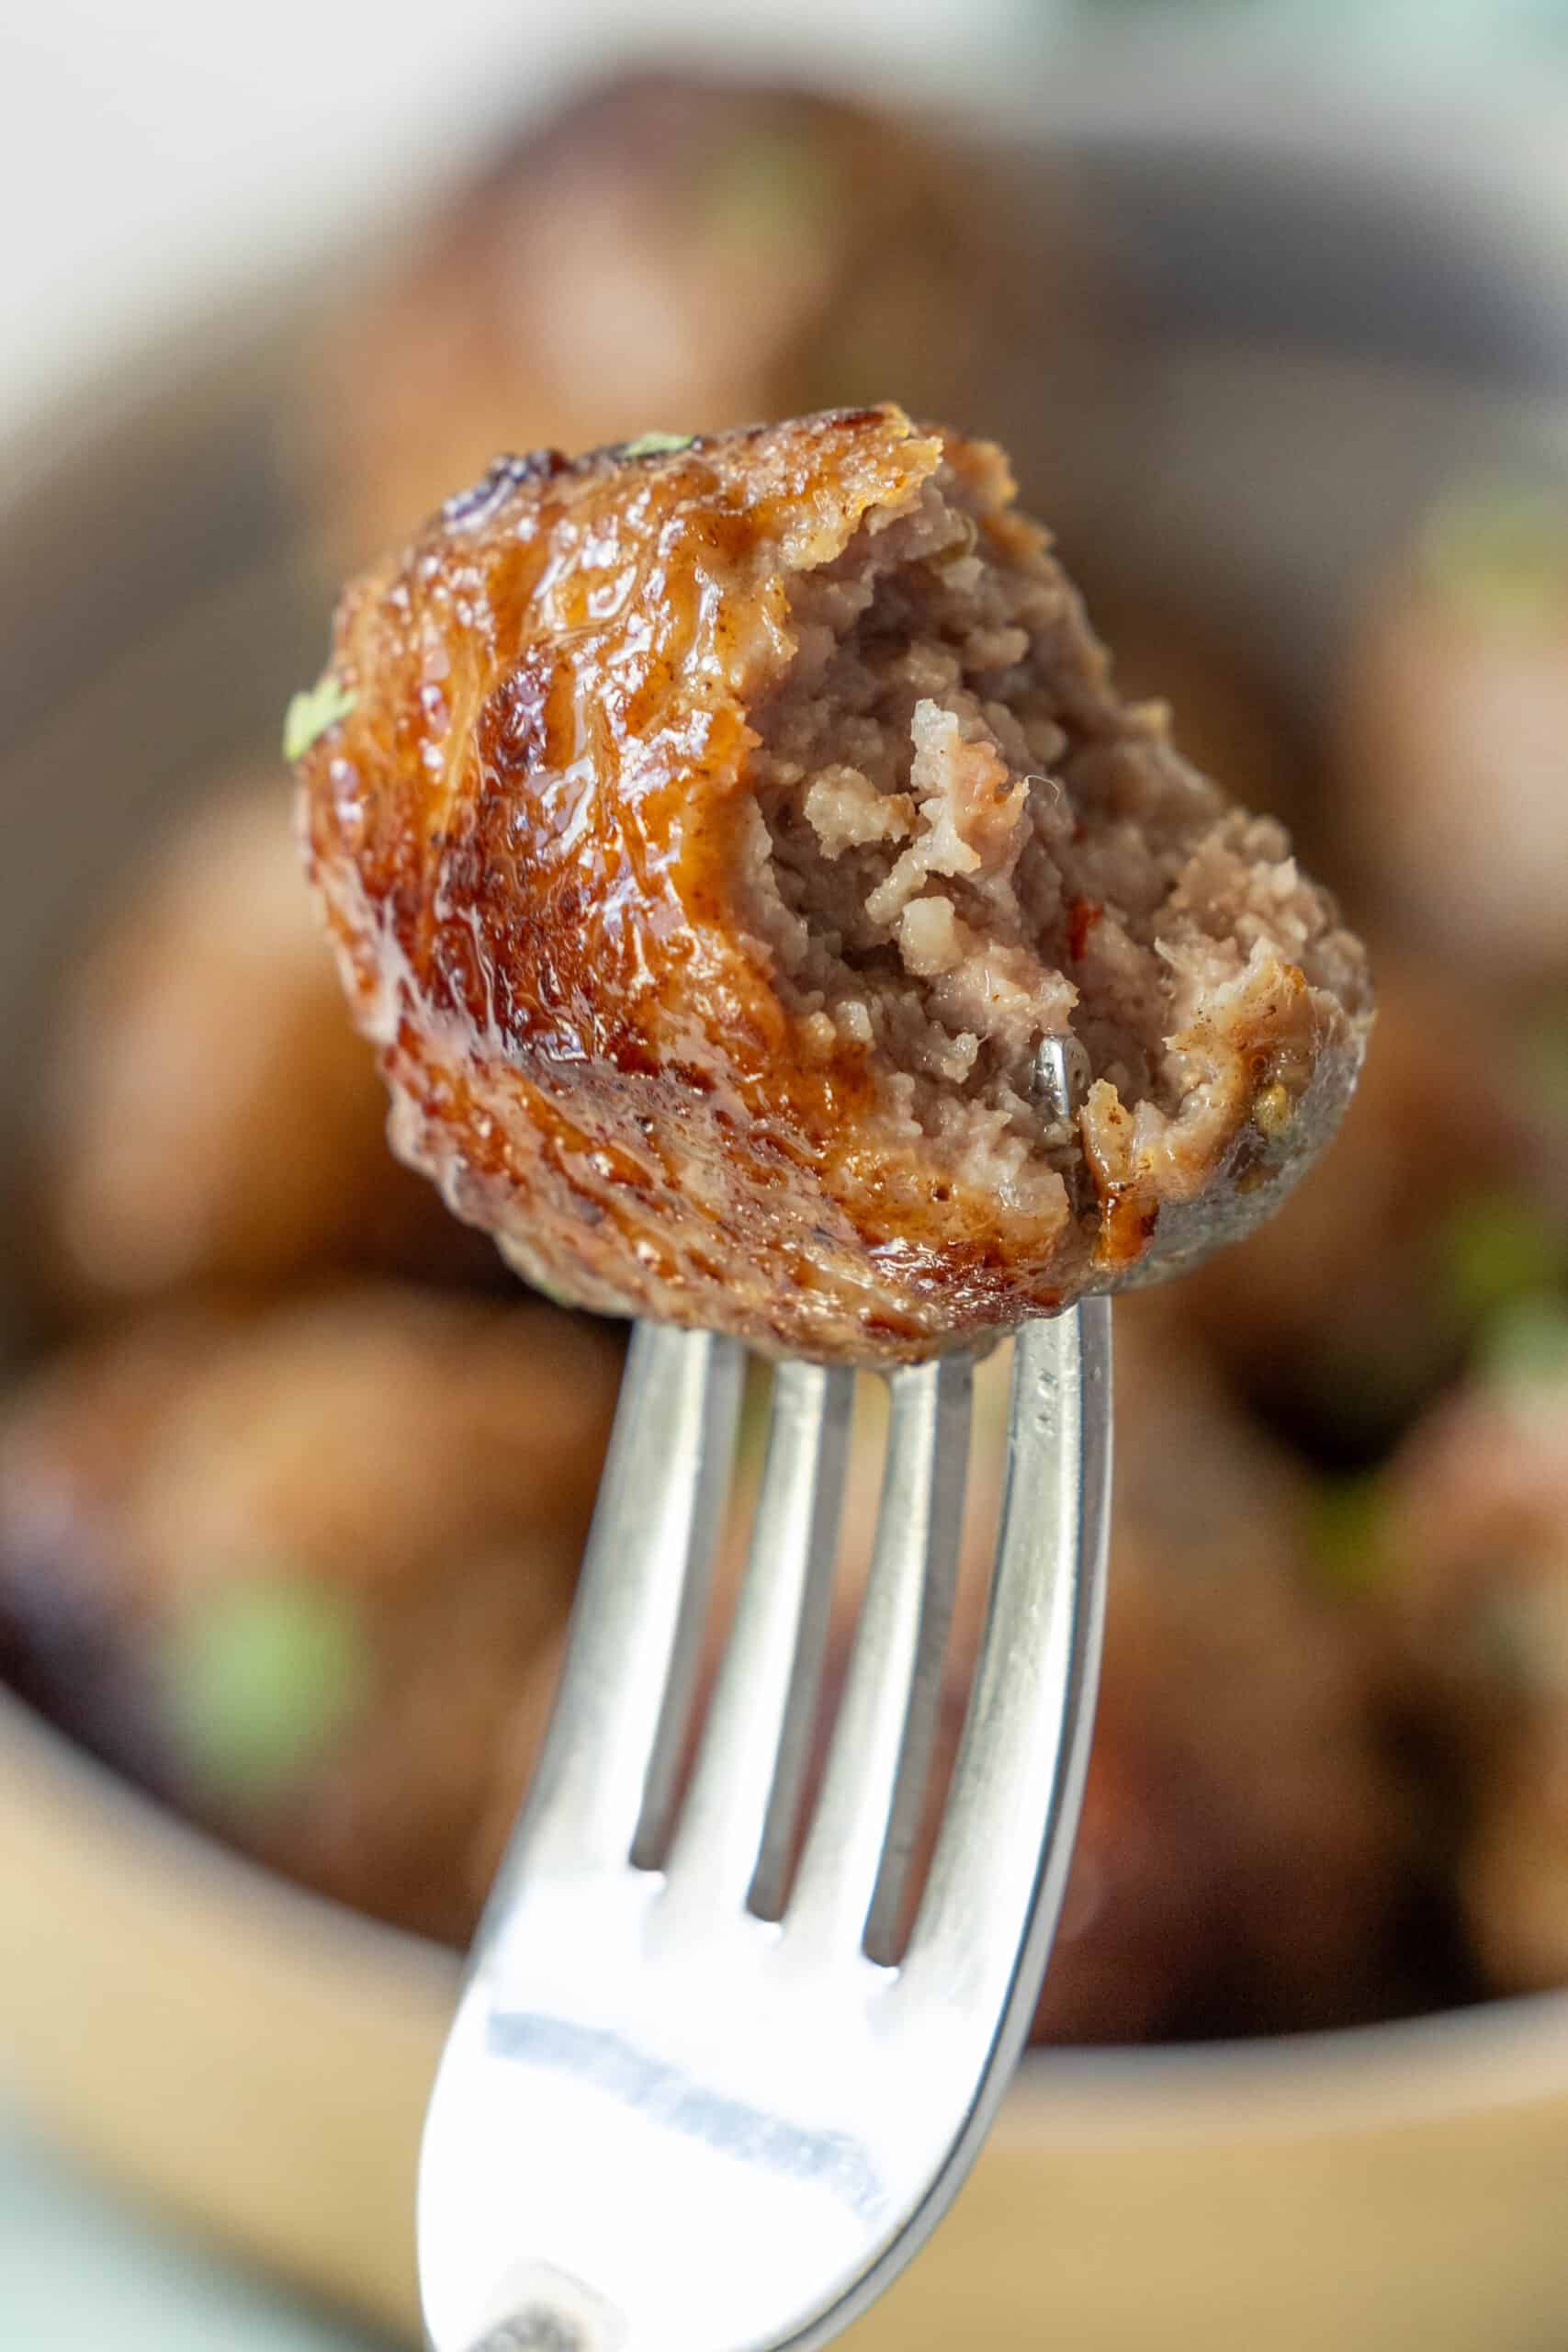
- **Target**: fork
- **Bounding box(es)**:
[420,1069,1113,2352]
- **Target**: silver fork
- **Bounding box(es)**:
[420,1084,1112,2352]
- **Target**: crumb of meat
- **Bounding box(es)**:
[743,462,1367,1227]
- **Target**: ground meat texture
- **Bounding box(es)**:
[1336,483,1568,984]
[297,409,1371,1364]
[0,1287,619,1943]
[308,70,1112,565]
[1182,962,1568,1457]
[27,779,493,1318]
[1372,1329,1568,1993]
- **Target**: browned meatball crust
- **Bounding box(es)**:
[28,779,491,1314]
[296,408,1371,1363]
[310,71,1111,563]
[0,1287,619,1942]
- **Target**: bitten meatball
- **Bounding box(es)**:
[1373,1310,1568,1992]
[28,778,491,1314]
[1182,963,1568,1455]
[295,409,1371,1364]
[310,70,1111,563]
[1337,481,1568,983]
[0,1286,619,1942]
[799,1303,1416,2041]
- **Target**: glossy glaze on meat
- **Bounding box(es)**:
[297,407,1371,1363]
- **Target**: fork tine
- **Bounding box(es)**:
[663,1360,854,1917]
[503,1323,745,1883]
[901,1301,1111,2024]
[785,1351,972,1959]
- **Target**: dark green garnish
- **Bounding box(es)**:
[164,1571,370,1806]
[283,676,355,763]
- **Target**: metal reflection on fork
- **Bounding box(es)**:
[421,1035,1112,2352]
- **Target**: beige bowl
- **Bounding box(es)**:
[7,1678,1568,2352]
[6,119,1568,2352]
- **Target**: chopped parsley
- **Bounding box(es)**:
[164,1570,370,1805]
[283,675,356,763]
[619,432,696,459]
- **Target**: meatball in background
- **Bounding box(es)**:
[306,69,1125,565]
[0,1286,620,1944]
[1336,481,1568,987]
[1373,1308,1568,1995]
[1182,963,1568,1460]
[26,779,497,1320]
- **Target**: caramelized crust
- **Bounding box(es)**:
[297,407,1370,1363]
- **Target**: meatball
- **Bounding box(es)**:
[1337,481,1568,983]
[1373,1308,1568,1992]
[310,70,1112,564]
[295,409,1371,1364]
[1182,962,1568,1455]
[28,778,491,1315]
[791,1303,1415,2041]
[0,1287,620,1942]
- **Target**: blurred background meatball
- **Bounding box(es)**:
[24,778,498,1323]
[1370,1304,1568,1994]
[1336,480,1568,986]
[0,1285,620,1943]
[1182,962,1568,1460]
[306,69,1124,565]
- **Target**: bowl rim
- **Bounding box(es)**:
[6,1662,1568,2129]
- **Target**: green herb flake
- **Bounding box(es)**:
[1438,1191,1568,1328]
[1480,1295,1568,1399]
[619,432,696,460]
[1310,1472,1391,1594]
[1420,481,1568,630]
[283,675,356,763]
[163,1570,371,1807]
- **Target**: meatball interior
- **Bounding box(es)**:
[298,406,1369,1361]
